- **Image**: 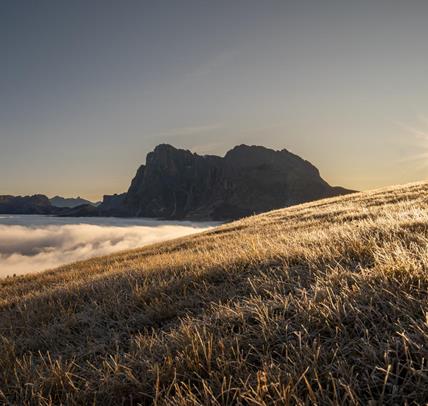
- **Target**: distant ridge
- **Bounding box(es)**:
[50,196,100,208]
[0,195,99,215]
[0,195,54,215]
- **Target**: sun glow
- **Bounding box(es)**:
[397,118,428,170]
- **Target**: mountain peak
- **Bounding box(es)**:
[153,143,178,152]
[113,144,353,220]
[0,144,353,219]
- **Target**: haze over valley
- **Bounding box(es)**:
[0,215,214,277]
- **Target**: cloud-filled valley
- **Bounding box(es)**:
[0,217,215,277]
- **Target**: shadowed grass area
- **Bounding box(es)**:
[1,182,428,404]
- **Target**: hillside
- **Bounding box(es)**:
[1,182,428,404]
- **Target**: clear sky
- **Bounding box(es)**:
[2,0,428,201]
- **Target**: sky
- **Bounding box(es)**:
[1,0,428,201]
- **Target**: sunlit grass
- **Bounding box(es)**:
[1,181,428,404]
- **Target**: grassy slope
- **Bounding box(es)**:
[1,182,428,405]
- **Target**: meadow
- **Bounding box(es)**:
[1,182,428,405]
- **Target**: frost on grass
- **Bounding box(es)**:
[1,182,428,404]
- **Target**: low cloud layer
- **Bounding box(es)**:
[0,219,215,277]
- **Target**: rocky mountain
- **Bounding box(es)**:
[59,194,128,217]
[50,196,100,208]
[0,195,56,215]
[0,195,100,216]
[97,144,354,220]
[0,145,354,220]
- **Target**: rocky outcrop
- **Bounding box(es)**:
[97,193,129,216]
[1,145,354,220]
[116,144,354,220]
[122,145,224,219]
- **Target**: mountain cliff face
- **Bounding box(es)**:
[0,145,353,219]
[99,144,353,220]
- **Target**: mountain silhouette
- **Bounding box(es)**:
[96,144,354,220]
[0,145,354,220]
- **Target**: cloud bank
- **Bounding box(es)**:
[0,219,215,277]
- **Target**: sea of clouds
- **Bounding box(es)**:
[0,216,216,277]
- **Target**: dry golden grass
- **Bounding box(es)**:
[1,181,428,405]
